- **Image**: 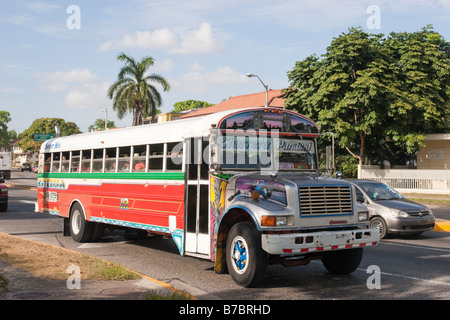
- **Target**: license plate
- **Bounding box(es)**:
[315,232,353,247]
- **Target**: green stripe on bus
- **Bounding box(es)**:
[38,172,185,180]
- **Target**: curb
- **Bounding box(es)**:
[434,219,450,232]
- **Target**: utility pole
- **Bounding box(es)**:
[103,108,108,130]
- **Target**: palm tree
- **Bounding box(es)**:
[107,53,170,126]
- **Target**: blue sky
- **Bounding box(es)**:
[1,0,449,133]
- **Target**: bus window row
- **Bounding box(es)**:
[43,142,183,173]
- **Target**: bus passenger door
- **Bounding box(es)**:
[185,137,210,257]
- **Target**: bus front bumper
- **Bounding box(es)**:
[261,228,379,255]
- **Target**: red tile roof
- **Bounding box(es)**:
[180,89,286,119]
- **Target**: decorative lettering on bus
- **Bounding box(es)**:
[37,178,67,190]
[120,198,130,210]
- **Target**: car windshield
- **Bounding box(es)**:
[357,182,404,201]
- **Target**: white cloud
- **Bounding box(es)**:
[153,58,176,73]
[36,68,99,92]
[168,22,225,54]
[99,28,178,51]
[35,68,110,110]
[99,22,225,54]
[174,65,250,93]
[64,82,110,110]
[21,1,60,14]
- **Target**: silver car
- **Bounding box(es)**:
[348,180,435,239]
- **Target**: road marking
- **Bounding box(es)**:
[381,241,450,253]
[357,266,450,287]
[77,243,104,249]
[10,200,36,204]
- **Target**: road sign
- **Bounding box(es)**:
[32,133,55,141]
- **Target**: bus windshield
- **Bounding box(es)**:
[219,134,317,171]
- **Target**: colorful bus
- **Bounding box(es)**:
[36,107,378,287]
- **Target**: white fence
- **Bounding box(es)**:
[359,167,450,194]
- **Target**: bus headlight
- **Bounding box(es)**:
[261,216,292,227]
[358,212,369,221]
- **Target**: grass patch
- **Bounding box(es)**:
[143,290,192,300]
[0,233,140,281]
[410,198,450,206]
[401,194,450,206]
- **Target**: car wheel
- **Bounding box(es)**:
[370,216,388,239]
[226,222,267,287]
[0,203,7,212]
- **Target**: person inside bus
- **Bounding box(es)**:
[134,161,145,171]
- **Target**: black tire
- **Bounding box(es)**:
[321,248,363,274]
[90,223,106,242]
[0,203,7,212]
[370,216,388,239]
[226,222,267,287]
[69,203,93,242]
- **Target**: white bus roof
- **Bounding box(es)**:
[40,107,318,153]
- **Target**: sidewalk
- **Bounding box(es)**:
[0,257,193,300]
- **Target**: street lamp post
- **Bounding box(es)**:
[103,108,108,130]
[246,73,268,107]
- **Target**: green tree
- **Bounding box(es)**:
[285,26,450,166]
[108,53,170,126]
[172,100,213,112]
[18,118,81,153]
[0,111,14,148]
[88,118,116,132]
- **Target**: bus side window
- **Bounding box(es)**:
[132,145,146,172]
[166,142,183,171]
[44,153,51,172]
[105,148,116,172]
[71,151,80,172]
[118,147,131,172]
[81,150,91,172]
[148,144,163,172]
[92,149,103,173]
[52,152,61,173]
[61,152,70,172]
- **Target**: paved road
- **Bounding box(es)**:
[2,180,450,300]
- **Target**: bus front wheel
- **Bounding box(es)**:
[226,222,267,287]
[321,248,363,274]
[69,203,93,242]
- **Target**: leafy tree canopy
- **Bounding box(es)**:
[172,100,213,112]
[285,25,450,165]
[0,111,16,148]
[18,118,81,153]
[88,118,116,132]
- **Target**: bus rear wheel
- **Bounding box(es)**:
[226,222,267,287]
[69,203,93,242]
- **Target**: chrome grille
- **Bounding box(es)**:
[299,185,352,216]
[408,210,429,217]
